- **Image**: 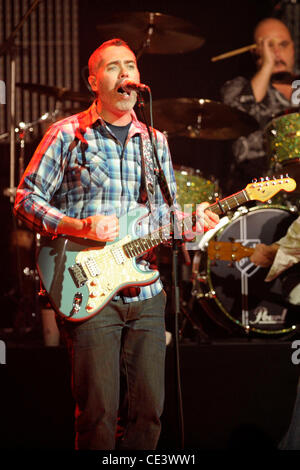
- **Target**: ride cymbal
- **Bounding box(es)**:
[97,11,205,55]
[146,98,258,140]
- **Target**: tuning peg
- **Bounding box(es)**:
[252,178,257,183]
[260,177,265,182]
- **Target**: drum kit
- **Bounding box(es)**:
[3,10,300,340]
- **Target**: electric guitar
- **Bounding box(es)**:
[36,176,296,321]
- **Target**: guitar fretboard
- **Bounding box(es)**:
[122,189,250,259]
[209,190,250,215]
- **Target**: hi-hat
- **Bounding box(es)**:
[145,98,258,140]
[97,11,205,56]
[16,82,92,104]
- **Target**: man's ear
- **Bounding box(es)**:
[88,75,97,92]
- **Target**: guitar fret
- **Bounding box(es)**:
[242,189,250,201]
[125,245,134,257]
[140,239,146,251]
[132,242,140,255]
[144,238,152,250]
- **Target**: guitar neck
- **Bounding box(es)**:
[123,188,251,259]
[208,189,250,216]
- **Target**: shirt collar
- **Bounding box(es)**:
[81,100,145,136]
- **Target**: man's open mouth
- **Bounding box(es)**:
[117,86,129,95]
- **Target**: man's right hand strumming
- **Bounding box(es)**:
[57,214,119,242]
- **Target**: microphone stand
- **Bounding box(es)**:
[137,93,185,449]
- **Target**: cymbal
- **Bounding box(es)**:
[145,98,258,140]
[97,11,205,55]
[16,82,92,104]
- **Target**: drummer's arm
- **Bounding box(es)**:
[250,37,276,102]
[251,66,273,103]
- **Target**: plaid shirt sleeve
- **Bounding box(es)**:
[14,125,68,234]
[14,103,178,233]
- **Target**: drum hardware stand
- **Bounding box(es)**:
[189,250,234,335]
[136,12,155,60]
[0,0,44,339]
[187,113,202,138]
[241,283,251,336]
[180,295,210,343]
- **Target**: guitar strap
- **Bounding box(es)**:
[140,129,157,214]
[140,128,174,209]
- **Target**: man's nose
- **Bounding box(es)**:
[273,44,281,57]
[119,66,129,78]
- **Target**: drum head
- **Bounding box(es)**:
[207,205,298,335]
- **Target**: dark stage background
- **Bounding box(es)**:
[0,0,300,451]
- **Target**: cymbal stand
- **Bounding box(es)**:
[0,0,42,202]
[15,108,60,164]
[136,12,155,60]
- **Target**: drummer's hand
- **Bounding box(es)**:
[250,243,279,267]
[195,202,220,233]
[256,36,277,72]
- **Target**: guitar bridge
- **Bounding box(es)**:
[69,263,88,288]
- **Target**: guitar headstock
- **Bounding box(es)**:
[246,176,296,202]
[208,241,255,262]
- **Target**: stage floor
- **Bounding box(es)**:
[0,335,299,450]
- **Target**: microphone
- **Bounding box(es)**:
[118,79,150,94]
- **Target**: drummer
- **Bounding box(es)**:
[220,17,298,193]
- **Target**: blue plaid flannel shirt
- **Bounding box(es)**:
[14,101,177,302]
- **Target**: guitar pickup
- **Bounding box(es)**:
[69,263,88,288]
[85,256,101,277]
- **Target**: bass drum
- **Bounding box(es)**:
[202,205,299,336]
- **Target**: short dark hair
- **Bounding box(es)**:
[88,38,133,75]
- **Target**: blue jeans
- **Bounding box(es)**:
[60,290,167,450]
